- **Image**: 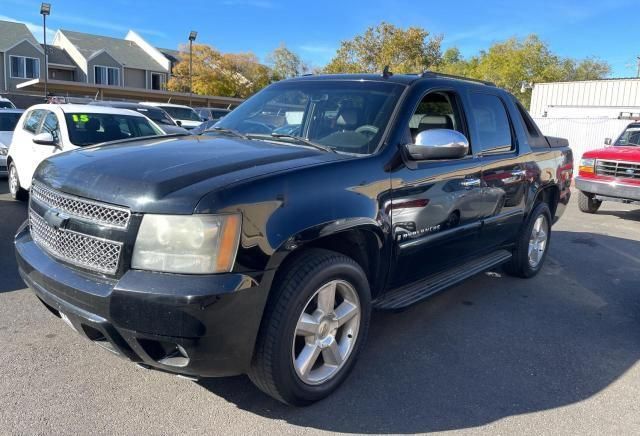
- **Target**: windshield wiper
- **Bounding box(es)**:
[266,133,336,153]
[205,126,248,139]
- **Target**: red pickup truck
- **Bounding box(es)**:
[576,123,640,213]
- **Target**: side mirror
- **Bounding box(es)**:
[176,120,182,127]
[33,132,56,146]
[604,138,612,145]
[404,129,469,160]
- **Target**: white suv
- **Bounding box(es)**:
[7,104,163,200]
[140,102,203,130]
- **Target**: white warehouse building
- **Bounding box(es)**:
[530,78,640,168]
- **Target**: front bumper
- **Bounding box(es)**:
[15,222,271,378]
[575,176,640,202]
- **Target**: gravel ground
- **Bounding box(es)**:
[1,184,639,435]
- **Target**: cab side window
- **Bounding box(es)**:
[40,112,61,143]
[468,93,513,153]
[410,91,466,143]
[23,110,45,134]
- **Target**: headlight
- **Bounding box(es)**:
[132,214,241,274]
[0,148,7,156]
[579,158,595,173]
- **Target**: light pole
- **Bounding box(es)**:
[188,30,197,106]
[40,3,51,101]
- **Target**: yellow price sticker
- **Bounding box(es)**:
[72,114,90,123]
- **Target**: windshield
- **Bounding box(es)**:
[0,101,15,109]
[159,106,202,121]
[64,112,163,146]
[0,112,22,131]
[136,107,175,126]
[215,80,405,154]
[616,126,640,146]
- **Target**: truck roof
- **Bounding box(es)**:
[286,72,496,87]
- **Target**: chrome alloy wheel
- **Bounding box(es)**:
[9,165,18,195]
[528,214,548,268]
[292,280,361,385]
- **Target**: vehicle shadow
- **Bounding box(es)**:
[596,207,640,222]
[0,183,28,293]
[197,230,640,433]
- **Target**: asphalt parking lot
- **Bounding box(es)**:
[1,183,639,435]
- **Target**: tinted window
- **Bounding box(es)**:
[139,107,175,125]
[64,113,163,146]
[23,110,45,134]
[616,126,640,146]
[216,80,405,154]
[0,101,15,109]
[159,106,202,121]
[40,112,61,142]
[409,91,466,143]
[0,112,22,131]
[469,93,513,153]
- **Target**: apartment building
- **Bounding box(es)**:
[0,20,241,108]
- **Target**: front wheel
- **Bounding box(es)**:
[577,191,601,214]
[249,249,371,406]
[504,202,552,278]
[8,162,28,201]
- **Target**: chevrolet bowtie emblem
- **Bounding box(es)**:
[43,210,70,230]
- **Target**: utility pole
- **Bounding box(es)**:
[188,31,197,106]
[40,3,51,101]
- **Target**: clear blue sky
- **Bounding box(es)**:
[1,0,636,77]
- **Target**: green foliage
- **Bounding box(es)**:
[324,22,442,74]
[434,35,611,107]
[267,43,308,80]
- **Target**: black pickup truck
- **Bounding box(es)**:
[15,72,572,406]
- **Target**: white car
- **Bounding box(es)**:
[0,109,25,177]
[7,104,163,200]
[140,102,203,130]
[0,97,17,109]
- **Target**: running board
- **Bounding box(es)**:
[373,250,512,310]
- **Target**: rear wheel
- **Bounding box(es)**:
[577,191,601,214]
[504,202,552,278]
[249,249,371,406]
[8,162,27,201]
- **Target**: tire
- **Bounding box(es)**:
[577,190,601,214]
[249,248,371,406]
[8,162,28,202]
[504,202,552,278]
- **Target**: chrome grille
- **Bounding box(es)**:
[596,160,640,180]
[29,210,122,275]
[31,181,131,229]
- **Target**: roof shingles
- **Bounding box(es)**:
[0,20,40,52]
[60,29,167,72]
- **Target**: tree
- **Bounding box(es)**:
[267,44,307,80]
[324,22,442,74]
[436,35,610,107]
[167,44,272,98]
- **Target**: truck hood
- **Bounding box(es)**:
[583,146,640,161]
[35,135,346,214]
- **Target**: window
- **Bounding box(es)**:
[94,66,120,86]
[469,93,513,153]
[0,112,22,131]
[10,56,40,79]
[23,110,45,134]
[41,112,61,142]
[64,112,162,146]
[409,91,466,143]
[150,73,165,90]
[215,80,405,154]
[158,105,202,121]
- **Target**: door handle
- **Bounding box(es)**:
[460,178,481,188]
